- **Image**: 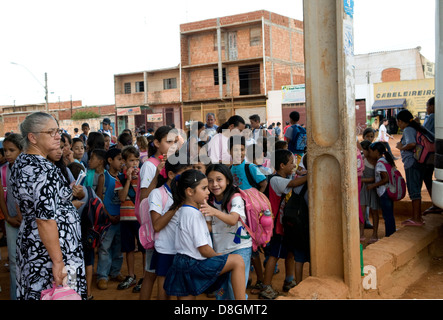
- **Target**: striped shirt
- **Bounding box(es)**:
[114,176,138,221]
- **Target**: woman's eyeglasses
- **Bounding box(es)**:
[34,128,63,137]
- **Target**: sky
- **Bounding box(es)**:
[0,0,436,107]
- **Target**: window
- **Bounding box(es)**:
[239,65,261,95]
[213,32,226,51]
[135,81,144,93]
[124,82,131,94]
[250,27,261,46]
[163,78,177,90]
[213,68,226,85]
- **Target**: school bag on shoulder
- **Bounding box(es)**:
[288,124,307,154]
[228,188,274,251]
[81,186,111,250]
[379,159,406,202]
[138,185,168,250]
[414,130,435,165]
[135,156,167,224]
[282,184,309,253]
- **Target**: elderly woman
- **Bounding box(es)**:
[10,112,87,300]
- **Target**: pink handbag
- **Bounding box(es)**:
[41,284,82,300]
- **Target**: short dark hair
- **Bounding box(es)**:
[273,149,293,171]
[289,111,300,123]
[121,145,140,160]
[228,135,245,151]
[106,148,122,164]
[91,148,107,162]
[249,114,260,122]
[82,123,89,128]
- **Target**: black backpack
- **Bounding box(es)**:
[81,186,111,250]
[282,184,309,254]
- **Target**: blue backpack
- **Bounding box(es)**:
[288,124,307,154]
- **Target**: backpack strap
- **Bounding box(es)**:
[244,163,260,189]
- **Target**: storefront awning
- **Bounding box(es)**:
[372,99,406,110]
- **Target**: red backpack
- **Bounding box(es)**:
[227,188,274,251]
[414,131,435,164]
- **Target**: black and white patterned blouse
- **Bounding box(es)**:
[10,153,87,300]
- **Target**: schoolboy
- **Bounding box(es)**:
[115,145,145,292]
[228,135,267,192]
[96,148,125,290]
[260,149,307,299]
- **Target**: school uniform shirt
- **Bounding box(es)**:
[140,159,157,189]
[399,126,417,169]
[114,176,138,221]
[175,205,213,261]
[230,160,266,190]
[148,185,176,255]
[374,158,389,198]
[207,133,232,164]
[269,175,309,236]
[103,171,121,216]
[206,196,251,255]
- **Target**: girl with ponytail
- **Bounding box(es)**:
[367,142,397,237]
[395,110,427,226]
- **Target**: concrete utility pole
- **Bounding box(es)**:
[290,0,362,299]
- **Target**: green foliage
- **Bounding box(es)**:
[72,110,100,120]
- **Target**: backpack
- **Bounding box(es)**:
[81,186,111,250]
[135,156,167,224]
[288,124,307,154]
[138,185,169,249]
[414,130,435,164]
[228,188,274,251]
[379,159,406,202]
[1,164,7,201]
[282,184,309,253]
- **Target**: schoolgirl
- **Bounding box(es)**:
[367,142,396,237]
[143,158,192,300]
[163,169,246,300]
[201,164,252,300]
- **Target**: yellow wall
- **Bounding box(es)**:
[374,78,435,117]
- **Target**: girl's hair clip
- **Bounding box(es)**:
[175,174,181,182]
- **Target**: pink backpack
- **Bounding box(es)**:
[379,158,406,201]
[414,131,435,164]
[1,164,7,201]
[41,284,82,300]
[228,188,274,251]
[138,185,168,250]
[135,156,167,224]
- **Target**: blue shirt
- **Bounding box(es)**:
[103,170,121,216]
[230,160,266,190]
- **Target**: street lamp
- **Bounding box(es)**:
[10,62,49,112]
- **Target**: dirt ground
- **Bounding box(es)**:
[1,135,442,300]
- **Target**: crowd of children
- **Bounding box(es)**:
[0,99,437,300]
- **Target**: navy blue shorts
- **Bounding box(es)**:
[268,235,289,259]
[151,250,175,277]
[120,220,145,253]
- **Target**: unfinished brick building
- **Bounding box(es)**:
[180,10,305,126]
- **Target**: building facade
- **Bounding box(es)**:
[354,47,435,132]
[179,10,304,127]
[114,67,182,134]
